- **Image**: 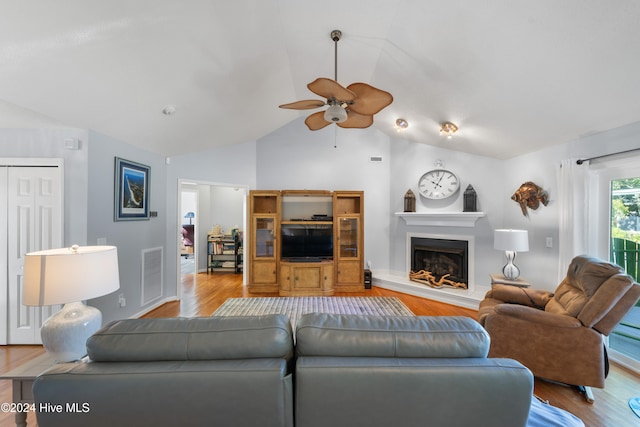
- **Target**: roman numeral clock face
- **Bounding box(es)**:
[418,169,460,199]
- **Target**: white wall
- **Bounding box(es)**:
[387,136,505,288]
[165,140,257,292]
[86,130,167,321]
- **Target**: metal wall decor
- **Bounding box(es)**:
[511,181,549,217]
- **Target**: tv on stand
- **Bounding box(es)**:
[281,224,333,262]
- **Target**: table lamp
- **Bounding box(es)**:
[22,245,120,362]
[184,212,195,224]
[494,229,529,280]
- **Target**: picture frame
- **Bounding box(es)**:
[114,157,150,221]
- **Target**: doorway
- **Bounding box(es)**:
[180,186,198,276]
[177,180,247,299]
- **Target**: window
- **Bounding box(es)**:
[609,177,640,363]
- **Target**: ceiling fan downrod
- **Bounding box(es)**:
[330,30,342,82]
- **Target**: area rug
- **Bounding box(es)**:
[212,296,414,330]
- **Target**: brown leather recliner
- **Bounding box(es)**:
[478,255,640,389]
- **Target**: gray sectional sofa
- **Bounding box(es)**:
[32,313,581,427]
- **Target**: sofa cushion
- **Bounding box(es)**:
[87,315,293,362]
[295,313,489,358]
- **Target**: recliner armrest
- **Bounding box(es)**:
[494,304,582,328]
[488,284,553,309]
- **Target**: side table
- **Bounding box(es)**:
[490,273,531,288]
[0,352,55,427]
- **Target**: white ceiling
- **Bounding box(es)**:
[1,1,639,159]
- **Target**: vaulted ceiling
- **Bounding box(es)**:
[1,1,639,159]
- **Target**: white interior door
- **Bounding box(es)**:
[4,165,63,344]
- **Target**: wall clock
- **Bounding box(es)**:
[418,166,460,200]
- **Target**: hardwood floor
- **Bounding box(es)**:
[1,271,639,426]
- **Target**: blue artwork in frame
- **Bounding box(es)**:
[115,157,150,221]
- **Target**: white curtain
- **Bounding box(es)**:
[557,159,589,281]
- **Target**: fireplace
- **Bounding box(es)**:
[409,236,469,289]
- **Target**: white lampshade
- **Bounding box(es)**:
[23,245,120,306]
[494,229,529,252]
[22,245,120,362]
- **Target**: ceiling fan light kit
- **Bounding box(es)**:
[279,30,393,131]
[324,104,348,123]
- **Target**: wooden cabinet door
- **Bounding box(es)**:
[336,260,362,286]
[251,261,277,285]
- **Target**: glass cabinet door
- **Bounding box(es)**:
[338,217,359,259]
[255,217,275,258]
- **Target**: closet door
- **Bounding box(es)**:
[6,166,62,344]
[0,168,7,344]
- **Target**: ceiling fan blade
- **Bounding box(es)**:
[307,78,355,102]
[279,100,326,110]
[304,111,332,131]
[337,111,374,129]
[346,82,393,115]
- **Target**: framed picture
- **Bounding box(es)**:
[114,157,150,221]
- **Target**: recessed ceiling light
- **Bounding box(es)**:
[440,122,458,139]
[162,105,177,116]
[395,118,408,132]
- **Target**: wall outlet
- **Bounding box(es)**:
[118,293,126,308]
[546,237,553,248]
[97,237,107,245]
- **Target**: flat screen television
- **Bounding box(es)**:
[281,225,333,260]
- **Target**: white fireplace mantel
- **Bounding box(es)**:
[395,212,486,227]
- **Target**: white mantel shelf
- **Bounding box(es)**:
[395,212,486,227]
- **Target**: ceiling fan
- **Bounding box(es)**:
[279,30,393,131]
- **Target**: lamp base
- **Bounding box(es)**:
[41,302,102,362]
[502,250,521,281]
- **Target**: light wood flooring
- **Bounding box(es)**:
[1,271,639,427]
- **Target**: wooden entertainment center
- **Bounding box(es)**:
[248,190,364,296]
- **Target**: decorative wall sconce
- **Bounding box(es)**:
[439,122,458,139]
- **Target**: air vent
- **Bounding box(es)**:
[141,247,163,305]
[370,156,383,162]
